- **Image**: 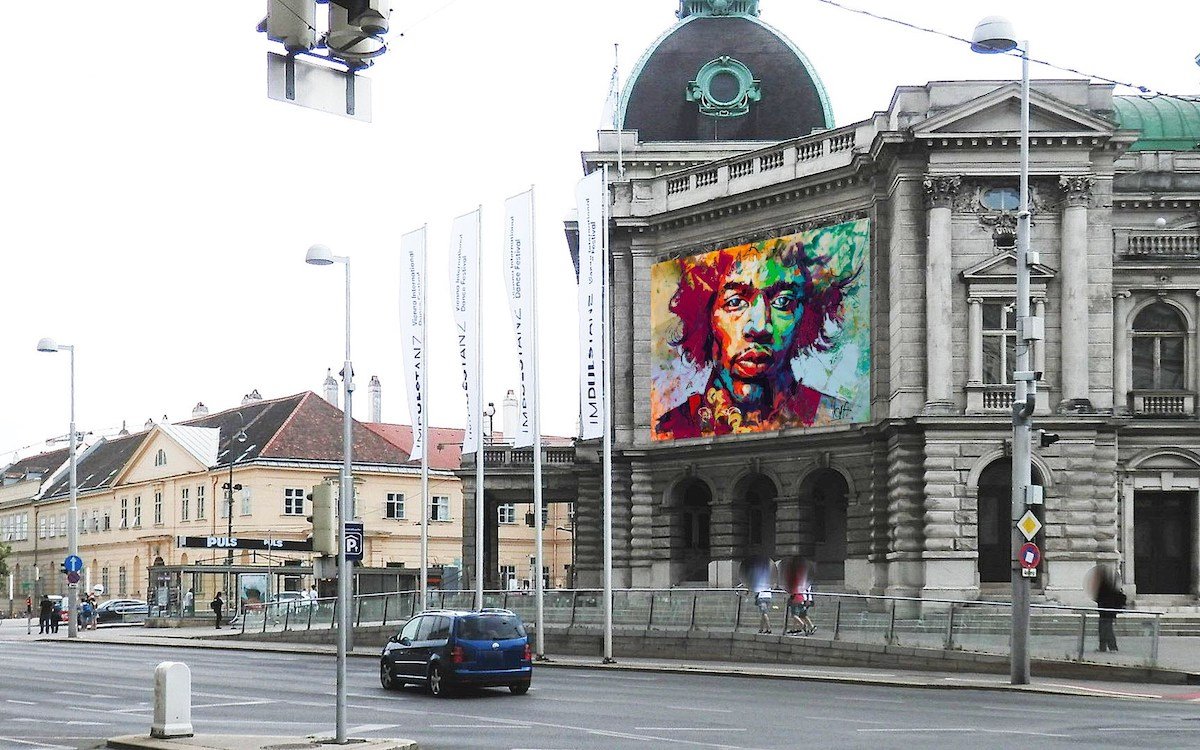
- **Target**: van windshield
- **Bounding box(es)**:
[457,615,525,640]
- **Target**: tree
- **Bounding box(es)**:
[0,541,10,578]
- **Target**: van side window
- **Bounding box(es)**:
[400,616,422,642]
[428,616,451,641]
[415,615,436,641]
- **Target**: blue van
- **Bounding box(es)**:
[380,609,532,697]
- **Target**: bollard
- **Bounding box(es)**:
[151,662,193,739]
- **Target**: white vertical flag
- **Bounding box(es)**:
[576,170,607,440]
[399,226,427,461]
[450,209,482,454]
[503,189,536,449]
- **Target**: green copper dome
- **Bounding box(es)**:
[1113,95,1200,151]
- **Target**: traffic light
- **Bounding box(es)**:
[59,562,68,575]
[326,0,387,66]
[308,483,337,556]
[1038,430,1060,449]
[265,0,318,52]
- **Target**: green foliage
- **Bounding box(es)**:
[0,541,9,578]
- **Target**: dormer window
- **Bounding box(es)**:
[154,449,167,467]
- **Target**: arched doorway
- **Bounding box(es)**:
[735,475,777,559]
[978,460,1044,583]
[806,469,849,583]
[673,480,712,582]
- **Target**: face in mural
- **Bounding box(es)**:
[650,219,870,441]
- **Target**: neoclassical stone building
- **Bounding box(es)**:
[554,0,1200,608]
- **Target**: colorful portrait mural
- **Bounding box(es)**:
[650,218,870,441]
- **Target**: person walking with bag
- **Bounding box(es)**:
[1094,566,1125,652]
[211,591,225,629]
[38,594,52,634]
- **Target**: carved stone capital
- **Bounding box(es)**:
[967,296,984,306]
[1059,175,1096,208]
[923,175,962,209]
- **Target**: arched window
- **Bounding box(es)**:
[154,449,167,467]
[1133,304,1186,390]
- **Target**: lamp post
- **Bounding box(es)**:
[305,243,354,743]
[36,337,78,639]
[223,417,248,565]
[970,15,1034,686]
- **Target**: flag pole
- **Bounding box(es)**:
[529,187,547,660]
[601,164,615,663]
[474,206,485,611]
[419,226,429,612]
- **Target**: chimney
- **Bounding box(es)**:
[323,369,338,408]
[503,389,519,441]
[192,402,209,418]
[369,375,382,422]
[144,417,155,430]
[118,420,129,437]
[242,389,262,405]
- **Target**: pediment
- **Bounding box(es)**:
[914,84,1116,138]
[1129,447,1200,472]
[961,250,1056,283]
[113,424,219,486]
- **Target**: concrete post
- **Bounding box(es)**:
[151,662,193,739]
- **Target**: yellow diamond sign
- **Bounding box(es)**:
[1017,510,1042,541]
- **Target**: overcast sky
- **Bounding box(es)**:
[2,1,1197,460]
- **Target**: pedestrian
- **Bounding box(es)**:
[754,587,774,634]
[80,597,95,631]
[1093,565,1125,653]
[787,580,816,636]
[50,597,62,633]
[183,587,194,617]
[211,591,224,629]
[87,594,100,630]
[38,594,52,634]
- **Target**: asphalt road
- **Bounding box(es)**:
[2,640,1200,750]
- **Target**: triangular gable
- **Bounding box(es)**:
[914,84,1117,138]
[112,424,219,486]
[961,250,1056,283]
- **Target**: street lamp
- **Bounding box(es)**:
[305,243,354,744]
[970,15,1034,686]
[223,416,248,565]
[36,337,78,639]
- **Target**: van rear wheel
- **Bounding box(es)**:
[428,663,451,697]
[509,681,530,695]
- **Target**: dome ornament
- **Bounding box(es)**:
[678,0,760,18]
[686,56,761,118]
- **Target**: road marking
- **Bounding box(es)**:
[431,724,533,729]
[660,705,734,714]
[0,737,74,750]
[1039,683,1160,700]
[191,700,275,709]
[6,700,37,705]
[858,728,1071,738]
[348,724,400,733]
[634,728,745,732]
[53,690,111,700]
[1098,727,1200,732]
[12,719,110,727]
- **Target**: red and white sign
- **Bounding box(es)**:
[1019,541,1041,569]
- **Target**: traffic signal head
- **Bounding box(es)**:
[1038,430,1061,449]
[266,0,318,52]
[326,0,387,66]
[309,483,337,556]
[59,562,68,575]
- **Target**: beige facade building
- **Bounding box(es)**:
[1,390,571,612]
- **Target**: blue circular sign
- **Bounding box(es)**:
[64,555,83,573]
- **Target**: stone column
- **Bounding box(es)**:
[1034,298,1050,414]
[1112,291,1132,414]
[1058,176,1095,411]
[967,297,984,385]
[923,176,961,413]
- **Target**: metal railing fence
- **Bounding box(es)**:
[237,587,1164,668]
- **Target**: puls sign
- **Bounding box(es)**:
[175,536,313,552]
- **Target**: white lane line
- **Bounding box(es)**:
[53,690,111,700]
[431,725,534,729]
[660,705,734,714]
[1097,727,1200,732]
[634,728,745,732]
[1039,683,1160,699]
[857,728,1071,738]
[6,700,37,705]
[348,724,400,733]
[191,700,276,709]
[11,719,111,727]
[0,737,74,750]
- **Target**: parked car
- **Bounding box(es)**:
[380,609,532,697]
[95,598,149,624]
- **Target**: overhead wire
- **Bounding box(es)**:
[808,0,1193,100]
